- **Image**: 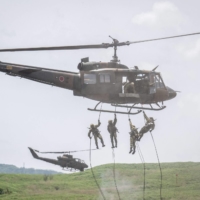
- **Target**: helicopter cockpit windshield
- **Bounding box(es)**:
[122,71,166,95]
[75,158,85,163]
[154,73,165,89]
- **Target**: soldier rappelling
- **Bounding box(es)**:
[138,111,156,141]
[88,120,105,149]
[128,119,139,154]
[107,114,118,148]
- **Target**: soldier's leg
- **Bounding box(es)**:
[129,136,133,153]
[132,140,136,154]
[94,135,99,149]
[114,132,117,148]
[97,134,105,147]
[110,133,114,148]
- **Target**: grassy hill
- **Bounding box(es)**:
[0,162,200,199]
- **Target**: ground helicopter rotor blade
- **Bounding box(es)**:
[0,43,113,52]
[34,148,97,154]
[120,32,200,46]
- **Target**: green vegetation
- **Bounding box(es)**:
[0,164,59,175]
[0,162,200,199]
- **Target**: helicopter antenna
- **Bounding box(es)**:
[109,35,120,63]
[152,65,159,71]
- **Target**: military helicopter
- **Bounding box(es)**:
[28,147,90,172]
[0,32,199,114]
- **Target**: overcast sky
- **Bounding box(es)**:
[0,0,200,172]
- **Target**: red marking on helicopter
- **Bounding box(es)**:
[59,76,64,82]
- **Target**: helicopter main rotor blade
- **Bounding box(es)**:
[34,148,97,154]
[121,32,200,46]
[0,43,113,52]
[1,32,199,52]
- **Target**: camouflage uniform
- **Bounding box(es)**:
[124,82,135,93]
[88,120,105,149]
[129,119,139,154]
[138,111,155,141]
[107,114,118,148]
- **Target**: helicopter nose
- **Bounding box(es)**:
[166,86,177,99]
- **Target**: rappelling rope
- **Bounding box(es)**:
[150,132,163,200]
[112,149,121,200]
[89,139,106,200]
[110,105,121,200]
[89,103,106,200]
[127,105,146,200]
[136,142,146,200]
[98,103,103,121]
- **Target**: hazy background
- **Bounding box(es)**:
[0,0,199,172]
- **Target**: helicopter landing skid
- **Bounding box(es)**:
[88,101,142,115]
[111,104,166,111]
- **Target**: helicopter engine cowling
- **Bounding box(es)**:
[78,61,128,71]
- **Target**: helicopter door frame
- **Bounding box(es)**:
[96,71,116,94]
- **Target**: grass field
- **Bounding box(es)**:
[0,162,200,200]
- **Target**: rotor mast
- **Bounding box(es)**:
[109,36,120,63]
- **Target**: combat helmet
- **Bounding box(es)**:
[108,120,112,124]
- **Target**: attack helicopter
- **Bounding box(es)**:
[28,147,90,172]
[0,32,200,114]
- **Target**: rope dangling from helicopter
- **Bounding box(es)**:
[141,111,162,200]
[89,139,106,200]
[126,105,146,200]
[135,142,146,200]
[98,103,103,121]
[88,102,106,200]
[150,132,163,200]
[110,105,121,200]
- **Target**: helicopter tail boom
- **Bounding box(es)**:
[0,61,80,91]
[28,147,63,166]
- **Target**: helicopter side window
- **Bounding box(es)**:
[84,74,96,84]
[99,74,111,83]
